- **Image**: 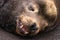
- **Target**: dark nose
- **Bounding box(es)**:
[30,23,38,31]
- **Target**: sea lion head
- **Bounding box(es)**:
[5,0,57,36]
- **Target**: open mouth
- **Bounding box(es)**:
[16,19,38,35]
[16,20,29,35]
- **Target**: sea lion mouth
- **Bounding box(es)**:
[16,19,29,35]
[16,19,39,35]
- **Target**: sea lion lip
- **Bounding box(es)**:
[16,19,29,35]
[16,19,38,35]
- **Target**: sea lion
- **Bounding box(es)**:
[0,0,57,36]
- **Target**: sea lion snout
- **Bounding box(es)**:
[16,15,40,35]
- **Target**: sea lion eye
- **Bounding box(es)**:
[28,5,34,11]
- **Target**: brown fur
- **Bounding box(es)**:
[0,0,57,36]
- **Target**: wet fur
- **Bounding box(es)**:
[0,0,57,36]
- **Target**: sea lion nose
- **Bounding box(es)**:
[30,23,38,31]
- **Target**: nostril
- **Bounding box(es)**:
[31,23,36,27]
[30,23,37,30]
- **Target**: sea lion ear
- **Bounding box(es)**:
[0,0,4,8]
